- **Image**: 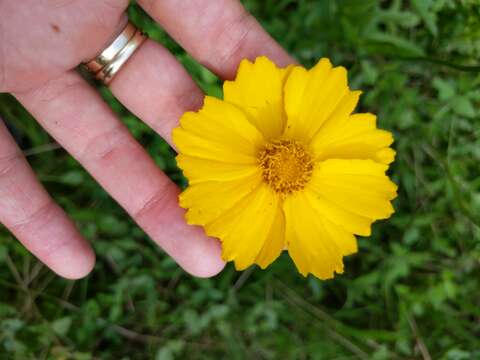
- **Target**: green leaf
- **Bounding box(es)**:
[59,171,85,186]
[155,340,185,360]
[451,96,476,118]
[366,32,426,57]
[378,10,420,28]
[411,0,438,36]
[0,246,7,262]
[433,77,456,101]
[52,317,72,337]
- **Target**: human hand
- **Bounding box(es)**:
[0,0,294,279]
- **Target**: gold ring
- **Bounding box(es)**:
[83,21,147,85]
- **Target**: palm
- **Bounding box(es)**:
[0,0,128,92]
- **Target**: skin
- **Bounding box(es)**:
[0,0,294,279]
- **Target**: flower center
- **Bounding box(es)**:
[258,139,314,195]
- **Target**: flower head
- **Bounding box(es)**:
[173,56,397,279]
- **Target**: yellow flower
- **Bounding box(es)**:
[173,56,397,280]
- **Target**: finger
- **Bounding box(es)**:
[0,120,94,279]
[109,39,203,144]
[13,72,225,278]
[138,0,295,79]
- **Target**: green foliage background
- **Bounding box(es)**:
[1,0,479,358]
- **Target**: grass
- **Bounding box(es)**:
[1,0,479,359]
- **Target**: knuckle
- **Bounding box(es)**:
[138,0,157,12]
[213,10,255,70]
[11,200,56,232]
[12,200,71,259]
[175,85,204,113]
[90,1,129,34]
[79,125,131,164]
[101,0,129,12]
[0,21,6,92]
[133,182,174,226]
[0,60,5,92]
[0,147,72,260]
[18,72,82,104]
[0,152,23,180]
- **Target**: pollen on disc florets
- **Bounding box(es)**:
[258,139,314,195]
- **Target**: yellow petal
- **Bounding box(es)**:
[284,58,357,142]
[172,96,264,164]
[312,113,396,165]
[180,171,263,226]
[375,148,396,165]
[205,183,281,270]
[224,56,293,140]
[307,90,361,144]
[309,159,397,221]
[176,154,259,183]
[255,203,285,269]
[284,191,357,279]
[303,190,373,236]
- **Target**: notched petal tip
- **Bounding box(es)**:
[232,259,251,272]
[315,57,333,69]
[253,55,275,65]
[377,148,397,165]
